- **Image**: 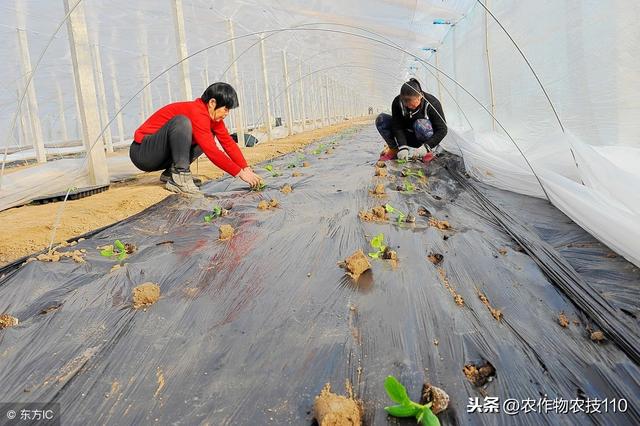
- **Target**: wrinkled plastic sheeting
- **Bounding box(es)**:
[441,129,640,268]
[0,127,639,425]
[0,155,142,211]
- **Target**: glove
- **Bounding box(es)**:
[411,146,427,159]
[422,151,435,164]
[397,147,409,161]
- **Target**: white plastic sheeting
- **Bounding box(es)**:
[434,0,640,267]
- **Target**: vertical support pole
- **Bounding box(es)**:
[172,0,192,100]
[259,35,273,142]
[434,50,443,103]
[166,72,173,103]
[298,61,306,131]
[323,75,331,125]
[17,90,29,146]
[282,50,294,136]
[63,0,109,185]
[227,20,246,145]
[92,43,113,152]
[109,60,125,144]
[56,82,69,143]
[484,0,497,130]
[142,53,153,116]
[16,28,46,162]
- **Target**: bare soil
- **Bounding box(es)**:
[0,119,370,266]
[428,218,451,230]
[463,360,496,387]
[313,383,362,426]
[219,224,235,241]
[590,330,605,342]
[558,312,570,328]
[0,314,19,329]
[421,383,450,415]
[340,250,371,280]
[374,167,387,177]
[370,184,386,197]
[257,199,279,210]
[358,206,388,222]
[427,253,443,265]
[132,282,160,309]
[437,267,464,306]
[477,290,502,321]
[280,184,293,194]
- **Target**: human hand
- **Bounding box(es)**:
[397,147,409,161]
[237,168,262,188]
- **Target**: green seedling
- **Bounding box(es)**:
[251,182,267,192]
[384,376,440,426]
[312,144,326,155]
[286,162,297,169]
[402,168,426,178]
[368,233,387,259]
[396,159,408,165]
[403,179,415,193]
[100,239,128,261]
[264,164,281,177]
[385,203,407,223]
[204,206,223,223]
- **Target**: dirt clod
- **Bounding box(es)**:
[427,253,443,265]
[313,383,362,426]
[478,291,502,321]
[417,207,431,217]
[292,171,303,177]
[339,250,372,280]
[371,184,386,196]
[124,243,136,254]
[374,167,387,177]
[0,314,19,329]
[421,383,450,415]
[558,312,570,328]
[590,330,605,342]
[219,224,235,241]
[498,248,507,255]
[358,206,388,222]
[437,267,464,306]
[281,184,293,194]
[463,361,496,387]
[132,282,160,309]
[429,218,451,230]
[258,199,279,210]
[375,161,386,168]
[302,162,310,167]
[405,214,416,223]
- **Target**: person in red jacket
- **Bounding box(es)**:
[130,82,262,196]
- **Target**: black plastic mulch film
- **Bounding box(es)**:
[0,126,638,425]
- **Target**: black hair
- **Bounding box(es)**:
[201,82,239,109]
[400,78,422,98]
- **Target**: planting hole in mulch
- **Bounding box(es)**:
[281,184,293,194]
[558,312,570,328]
[463,360,496,387]
[427,253,443,265]
[358,206,388,222]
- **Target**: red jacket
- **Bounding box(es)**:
[134,98,248,176]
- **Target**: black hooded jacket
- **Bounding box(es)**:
[391,92,447,149]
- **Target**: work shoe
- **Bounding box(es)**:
[161,168,203,187]
[378,147,398,161]
[165,168,202,197]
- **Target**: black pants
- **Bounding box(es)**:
[129,115,203,172]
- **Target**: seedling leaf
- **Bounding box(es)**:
[384,376,411,405]
[114,240,125,251]
[204,214,213,223]
[384,404,421,418]
[100,247,114,257]
[370,233,385,250]
[265,165,273,172]
[421,406,440,426]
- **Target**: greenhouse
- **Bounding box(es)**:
[0,1,638,425]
